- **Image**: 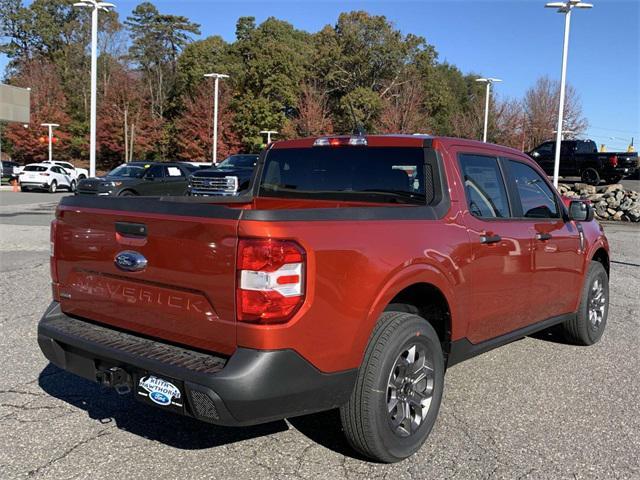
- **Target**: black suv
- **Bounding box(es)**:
[187,154,259,196]
[77,162,198,196]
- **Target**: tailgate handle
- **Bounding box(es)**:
[115,222,147,238]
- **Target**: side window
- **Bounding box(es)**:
[507,160,560,219]
[459,154,510,218]
[144,165,164,179]
[164,166,185,177]
[536,142,554,155]
[51,166,61,174]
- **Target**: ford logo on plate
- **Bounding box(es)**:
[114,250,147,272]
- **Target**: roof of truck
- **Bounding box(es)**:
[270,134,528,158]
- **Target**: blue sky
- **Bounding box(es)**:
[2,0,638,150]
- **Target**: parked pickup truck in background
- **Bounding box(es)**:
[187,154,259,196]
[527,139,638,184]
[38,135,610,462]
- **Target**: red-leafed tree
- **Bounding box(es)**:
[4,59,72,163]
[287,82,333,137]
[377,76,427,134]
[97,63,161,168]
[174,81,241,161]
[493,98,525,150]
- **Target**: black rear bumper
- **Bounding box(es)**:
[37,302,356,426]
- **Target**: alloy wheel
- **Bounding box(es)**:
[588,277,606,330]
[386,343,435,437]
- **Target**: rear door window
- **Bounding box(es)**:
[459,154,511,218]
[165,166,185,177]
[144,165,164,179]
[507,160,560,219]
[259,147,426,205]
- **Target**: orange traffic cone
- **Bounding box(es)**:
[10,179,20,192]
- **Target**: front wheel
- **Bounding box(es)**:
[581,168,600,185]
[49,180,57,193]
[340,311,444,463]
[69,180,76,192]
[561,261,609,345]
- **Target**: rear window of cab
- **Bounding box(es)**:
[259,147,426,205]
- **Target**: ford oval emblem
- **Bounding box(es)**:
[114,250,147,272]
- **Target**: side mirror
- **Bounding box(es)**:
[568,200,594,222]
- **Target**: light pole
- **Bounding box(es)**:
[259,130,278,145]
[41,123,60,162]
[73,0,116,178]
[545,0,593,187]
[204,73,229,164]
[475,78,502,143]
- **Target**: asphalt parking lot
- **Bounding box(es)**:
[0,191,639,480]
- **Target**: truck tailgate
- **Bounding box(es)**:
[53,196,242,355]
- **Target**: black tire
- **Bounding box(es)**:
[581,168,600,185]
[78,174,86,180]
[561,261,608,345]
[69,180,76,192]
[340,311,444,463]
[48,180,57,193]
[118,190,137,197]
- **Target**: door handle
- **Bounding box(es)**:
[535,233,552,241]
[480,234,502,244]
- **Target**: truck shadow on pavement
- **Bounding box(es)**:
[38,363,359,457]
[38,364,288,449]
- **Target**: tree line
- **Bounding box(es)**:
[0,0,588,169]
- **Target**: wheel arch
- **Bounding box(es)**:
[363,265,458,362]
[384,283,452,358]
[591,247,610,277]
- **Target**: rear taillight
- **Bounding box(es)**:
[608,155,618,167]
[236,238,305,324]
[50,219,59,284]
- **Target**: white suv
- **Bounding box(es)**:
[42,161,89,181]
[19,163,76,193]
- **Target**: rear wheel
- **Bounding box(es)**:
[49,180,57,193]
[118,190,136,197]
[340,311,444,463]
[581,168,600,185]
[561,261,608,345]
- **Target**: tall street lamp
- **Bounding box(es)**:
[259,130,278,145]
[73,0,116,178]
[204,73,229,164]
[475,77,502,143]
[545,0,593,187]
[41,123,60,162]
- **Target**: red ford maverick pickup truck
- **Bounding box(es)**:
[38,135,610,462]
